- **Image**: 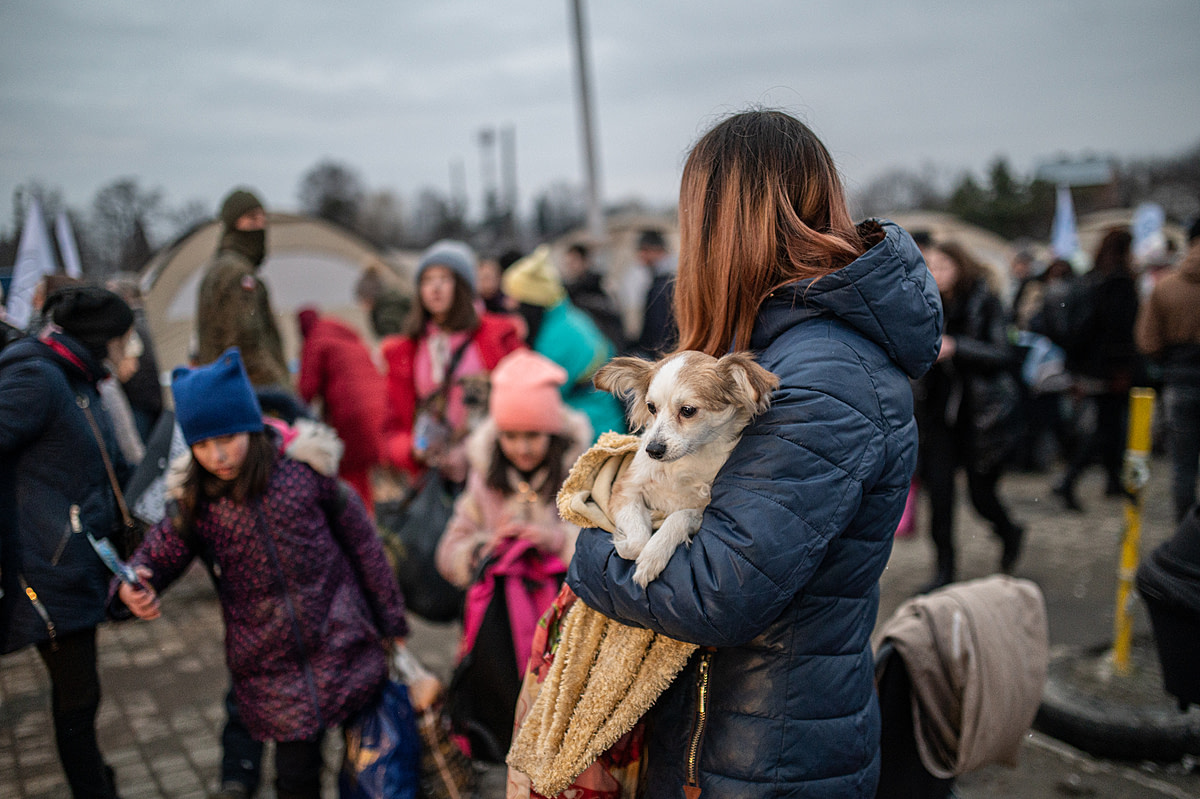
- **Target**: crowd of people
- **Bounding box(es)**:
[2,110,1199,799]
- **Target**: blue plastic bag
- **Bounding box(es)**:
[340,680,422,799]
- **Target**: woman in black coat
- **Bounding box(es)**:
[1053,228,1142,511]
[0,286,134,799]
[916,242,1025,590]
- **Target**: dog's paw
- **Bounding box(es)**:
[614,529,649,560]
[612,504,652,560]
[633,532,678,587]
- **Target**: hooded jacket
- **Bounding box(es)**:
[110,443,408,742]
[0,330,129,653]
[436,410,591,589]
[568,220,942,798]
[297,315,387,477]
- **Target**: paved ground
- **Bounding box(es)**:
[2,458,1198,798]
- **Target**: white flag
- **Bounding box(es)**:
[1131,202,1167,263]
[5,198,60,330]
[55,211,84,278]
[1050,184,1079,260]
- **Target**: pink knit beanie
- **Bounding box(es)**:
[490,349,567,434]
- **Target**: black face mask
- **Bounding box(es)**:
[221,228,267,267]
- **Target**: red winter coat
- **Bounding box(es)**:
[380,314,524,478]
[297,316,387,482]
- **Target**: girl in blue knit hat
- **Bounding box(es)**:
[112,347,409,799]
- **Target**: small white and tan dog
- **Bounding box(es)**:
[593,350,779,586]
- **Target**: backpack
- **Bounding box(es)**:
[1038,277,1095,361]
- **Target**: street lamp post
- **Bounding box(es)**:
[568,0,606,244]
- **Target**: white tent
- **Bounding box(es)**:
[140,213,412,379]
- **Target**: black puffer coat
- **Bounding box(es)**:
[916,277,1021,473]
[0,330,129,653]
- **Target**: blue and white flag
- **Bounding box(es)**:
[1050,184,1079,260]
[55,211,84,278]
[1131,202,1166,263]
[5,198,59,329]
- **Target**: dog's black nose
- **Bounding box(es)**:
[645,440,667,460]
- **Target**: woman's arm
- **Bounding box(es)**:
[380,336,422,476]
[952,290,1017,373]
[568,381,883,647]
[106,516,197,620]
[436,485,491,588]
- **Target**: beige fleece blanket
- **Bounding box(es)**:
[507,432,697,797]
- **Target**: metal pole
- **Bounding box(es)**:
[569,0,606,243]
[1112,387,1156,675]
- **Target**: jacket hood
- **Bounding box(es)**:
[750,220,943,379]
[0,327,107,385]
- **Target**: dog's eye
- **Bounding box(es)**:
[679,405,698,419]
[646,401,657,416]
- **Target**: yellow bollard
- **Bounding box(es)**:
[1112,387,1155,676]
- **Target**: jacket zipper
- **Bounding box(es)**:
[51,504,82,566]
[685,648,715,797]
[254,501,325,730]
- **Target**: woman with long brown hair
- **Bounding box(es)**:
[379,240,524,484]
[1052,228,1142,511]
[916,241,1025,591]
[566,109,942,797]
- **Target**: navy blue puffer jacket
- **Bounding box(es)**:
[0,330,129,654]
[568,221,942,798]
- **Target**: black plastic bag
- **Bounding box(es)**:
[375,475,465,623]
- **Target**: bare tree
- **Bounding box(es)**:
[297,160,365,232]
[533,181,587,239]
[357,190,407,249]
[409,187,466,246]
[89,178,163,277]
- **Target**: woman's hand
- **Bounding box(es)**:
[502,522,564,553]
[118,567,161,620]
[936,335,957,362]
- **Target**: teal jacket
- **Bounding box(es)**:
[532,299,627,441]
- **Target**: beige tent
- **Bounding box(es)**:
[140,213,411,384]
[885,211,1019,279]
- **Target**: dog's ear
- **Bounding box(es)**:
[594,356,656,430]
[717,353,780,417]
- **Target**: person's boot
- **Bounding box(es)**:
[919,562,955,594]
[999,523,1026,575]
[1052,478,1083,512]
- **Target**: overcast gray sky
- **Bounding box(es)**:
[2,0,1198,234]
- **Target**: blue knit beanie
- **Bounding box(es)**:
[171,347,264,446]
[416,239,477,291]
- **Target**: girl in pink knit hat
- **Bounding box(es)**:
[435,349,592,763]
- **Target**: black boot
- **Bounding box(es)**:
[919,563,955,595]
[999,523,1026,575]
[1052,479,1083,512]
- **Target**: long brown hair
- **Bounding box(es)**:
[1090,228,1132,278]
[674,109,872,356]
[178,431,276,530]
[933,241,995,300]
[486,433,571,502]
[401,271,480,338]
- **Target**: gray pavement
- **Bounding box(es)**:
[2,458,1199,798]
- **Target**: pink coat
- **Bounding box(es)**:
[435,412,591,590]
